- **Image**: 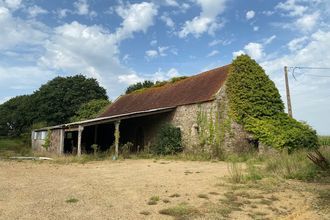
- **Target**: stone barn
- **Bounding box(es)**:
[32,65,252,156]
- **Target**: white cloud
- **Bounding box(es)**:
[295,12,319,32]
[145,46,169,59]
[207,50,219,57]
[73,0,96,17]
[115,2,158,40]
[232,50,245,58]
[150,39,157,46]
[74,0,88,15]
[26,5,48,18]
[244,42,264,60]
[209,39,232,47]
[233,42,264,60]
[253,26,259,31]
[262,10,274,16]
[118,73,144,85]
[2,0,22,10]
[56,8,70,19]
[152,68,179,81]
[246,10,255,20]
[160,13,175,28]
[264,35,276,45]
[178,0,227,38]
[287,36,308,51]
[0,6,49,50]
[145,49,158,58]
[275,0,307,17]
[37,21,133,97]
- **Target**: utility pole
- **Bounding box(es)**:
[284,66,293,117]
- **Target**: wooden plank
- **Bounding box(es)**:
[77,125,84,156]
[114,121,120,158]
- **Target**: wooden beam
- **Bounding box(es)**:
[59,129,64,155]
[77,125,84,156]
[114,120,120,158]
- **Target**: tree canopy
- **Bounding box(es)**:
[0,75,108,136]
[70,99,111,122]
[226,55,318,151]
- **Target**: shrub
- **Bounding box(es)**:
[153,124,182,155]
[226,55,319,151]
[121,142,133,159]
[227,162,245,183]
[245,114,319,152]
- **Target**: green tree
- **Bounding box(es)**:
[70,99,111,122]
[32,75,108,125]
[226,55,318,151]
[0,95,32,136]
[0,75,108,136]
[125,80,154,94]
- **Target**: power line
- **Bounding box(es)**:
[288,66,330,80]
[290,67,330,70]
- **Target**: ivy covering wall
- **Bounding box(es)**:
[226,55,318,152]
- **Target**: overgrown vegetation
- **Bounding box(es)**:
[0,136,31,157]
[319,136,330,146]
[226,147,330,183]
[152,124,182,155]
[125,76,188,94]
[42,130,51,150]
[70,99,110,122]
[226,55,319,151]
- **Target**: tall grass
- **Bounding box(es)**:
[226,147,330,183]
[319,136,330,146]
[0,136,31,157]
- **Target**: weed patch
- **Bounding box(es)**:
[65,198,79,203]
[159,202,200,219]
[147,196,160,205]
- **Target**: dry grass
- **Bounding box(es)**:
[0,159,328,219]
[159,202,200,219]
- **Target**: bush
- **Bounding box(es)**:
[245,114,319,152]
[226,55,319,151]
[153,124,182,155]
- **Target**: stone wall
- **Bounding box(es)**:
[171,85,254,154]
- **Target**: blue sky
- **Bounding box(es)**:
[0,0,330,134]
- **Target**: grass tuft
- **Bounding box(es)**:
[147,196,160,205]
[140,211,151,215]
[65,198,79,203]
[159,202,200,219]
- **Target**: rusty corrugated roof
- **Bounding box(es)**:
[100,64,230,117]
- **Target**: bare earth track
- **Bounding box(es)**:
[0,160,328,219]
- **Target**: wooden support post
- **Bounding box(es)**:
[59,129,64,155]
[77,125,84,156]
[114,120,120,158]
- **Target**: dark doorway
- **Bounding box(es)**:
[64,131,78,154]
[134,127,144,152]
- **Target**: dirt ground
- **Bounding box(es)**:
[0,159,328,220]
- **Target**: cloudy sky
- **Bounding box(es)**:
[0,0,329,134]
